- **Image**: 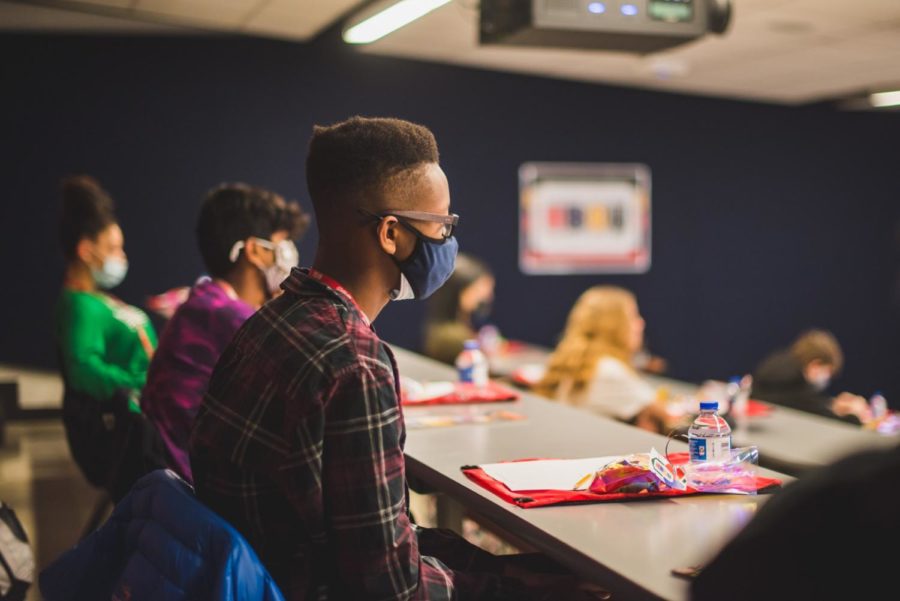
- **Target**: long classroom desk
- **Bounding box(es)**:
[392,346,791,601]
[488,343,898,475]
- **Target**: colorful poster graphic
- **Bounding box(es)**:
[519,163,651,274]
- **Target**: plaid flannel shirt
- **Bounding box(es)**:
[190,269,512,600]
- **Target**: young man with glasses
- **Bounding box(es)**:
[190,117,606,600]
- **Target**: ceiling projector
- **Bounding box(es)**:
[480,0,732,54]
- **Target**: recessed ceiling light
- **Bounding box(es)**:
[343,0,452,45]
[870,90,900,108]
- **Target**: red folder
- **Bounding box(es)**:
[462,453,782,509]
[746,399,774,417]
[401,381,520,406]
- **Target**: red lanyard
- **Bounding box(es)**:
[307,268,371,327]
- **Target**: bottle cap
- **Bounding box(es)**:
[699,401,719,411]
[463,339,480,350]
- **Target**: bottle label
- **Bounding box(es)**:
[458,365,475,383]
[689,436,731,462]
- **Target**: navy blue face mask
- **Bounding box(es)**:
[391,221,459,301]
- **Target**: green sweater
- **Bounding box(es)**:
[56,289,158,410]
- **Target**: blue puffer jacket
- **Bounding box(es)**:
[40,470,285,601]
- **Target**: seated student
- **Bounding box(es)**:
[190,116,606,601]
[534,286,668,432]
[140,183,309,482]
[752,329,871,425]
[56,175,161,497]
[692,442,900,601]
[422,252,496,364]
[57,175,157,407]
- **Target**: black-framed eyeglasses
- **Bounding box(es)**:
[359,208,459,240]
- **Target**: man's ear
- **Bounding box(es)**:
[377,216,401,256]
[242,238,268,269]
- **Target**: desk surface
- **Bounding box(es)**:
[393,346,788,601]
[487,343,897,474]
[732,404,898,473]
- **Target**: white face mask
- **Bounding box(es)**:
[808,374,831,392]
[262,261,292,295]
[804,364,833,392]
[229,238,299,295]
[390,273,415,301]
[91,256,128,289]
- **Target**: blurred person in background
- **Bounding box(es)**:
[752,329,871,425]
[423,252,498,364]
[56,175,162,498]
[535,286,670,433]
[140,183,309,482]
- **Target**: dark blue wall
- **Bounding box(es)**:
[1,30,898,400]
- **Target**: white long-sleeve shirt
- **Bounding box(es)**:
[568,356,657,421]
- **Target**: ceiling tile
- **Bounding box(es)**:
[0,1,179,32]
[79,0,133,8]
[3,0,898,104]
[358,0,900,103]
[243,0,364,40]
[135,0,257,27]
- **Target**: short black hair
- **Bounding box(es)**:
[305,116,439,218]
[59,175,117,260]
[195,183,310,278]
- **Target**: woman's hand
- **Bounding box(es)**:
[831,392,872,424]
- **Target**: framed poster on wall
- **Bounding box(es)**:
[519,162,651,274]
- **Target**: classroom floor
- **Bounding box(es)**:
[1,419,104,601]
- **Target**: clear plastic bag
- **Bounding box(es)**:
[684,446,760,495]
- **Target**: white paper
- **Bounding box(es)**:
[479,456,621,492]
[400,376,456,402]
[512,363,546,385]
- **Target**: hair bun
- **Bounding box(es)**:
[61,175,115,217]
[58,174,118,260]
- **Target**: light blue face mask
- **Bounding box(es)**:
[390,222,459,301]
[91,256,128,289]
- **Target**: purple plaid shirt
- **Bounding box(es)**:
[189,269,521,600]
[141,279,255,481]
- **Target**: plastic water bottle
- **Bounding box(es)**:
[728,375,752,431]
[456,339,489,387]
[725,377,740,398]
[870,391,888,420]
[688,401,732,463]
[477,324,503,356]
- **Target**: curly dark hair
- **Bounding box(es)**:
[59,175,118,261]
[305,116,440,218]
[196,183,310,278]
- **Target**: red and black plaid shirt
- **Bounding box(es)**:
[190,269,515,600]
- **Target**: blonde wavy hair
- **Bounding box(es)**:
[534,286,638,403]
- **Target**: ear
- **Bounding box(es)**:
[241,238,268,269]
[76,238,94,264]
[376,216,402,256]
